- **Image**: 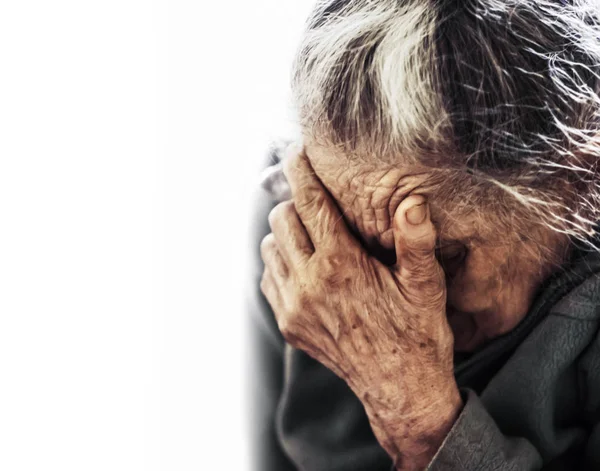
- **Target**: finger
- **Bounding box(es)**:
[391,195,445,300]
[283,148,355,248]
[260,233,289,283]
[260,266,284,316]
[268,201,313,264]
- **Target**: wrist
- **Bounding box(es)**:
[365,383,463,471]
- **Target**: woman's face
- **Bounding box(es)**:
[305,143,569,351]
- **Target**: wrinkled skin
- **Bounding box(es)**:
[305,144,570,351]
[260,143,569,469]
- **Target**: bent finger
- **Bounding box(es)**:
[260,266,284,318]
[260,233,289,283]
[392,195,446,300]
[283,148,355,249]
[268,201,313,265]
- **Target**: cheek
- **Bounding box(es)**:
[445,245,539,334]
[445,249,503,313]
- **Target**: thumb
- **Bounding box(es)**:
[392,195,444,299]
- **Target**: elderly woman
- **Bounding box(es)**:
[249,1,600,470]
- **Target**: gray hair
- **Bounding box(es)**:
[292,0,600,250]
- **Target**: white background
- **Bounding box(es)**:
[0,1,313,469]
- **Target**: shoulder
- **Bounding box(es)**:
[548,251,600,322]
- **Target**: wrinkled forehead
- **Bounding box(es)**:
[304,143,423,211]
[304,141,524,254]
[303,142,486,248]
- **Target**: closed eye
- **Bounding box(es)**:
[435,243,467,276]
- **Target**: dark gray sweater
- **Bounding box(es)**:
[248,187,600,470]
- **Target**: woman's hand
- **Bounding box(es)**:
[260,147,462,470]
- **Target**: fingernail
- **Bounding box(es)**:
[406,202,428,225]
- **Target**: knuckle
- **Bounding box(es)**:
[404,253,442,281]
[268,201,292,228]
[277,315,294,339]
[267,205,281,229]
[400,264,447,307]
[417,285,447,310]
[400,225,437,252]
[280,200,295,214]
[424,262,446,292]
[402,240,435,262]
[278,311,310,348]
[260,233,276,258]
[290,285,312,313]
[431,287,447,306]
[318,252,349,281]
